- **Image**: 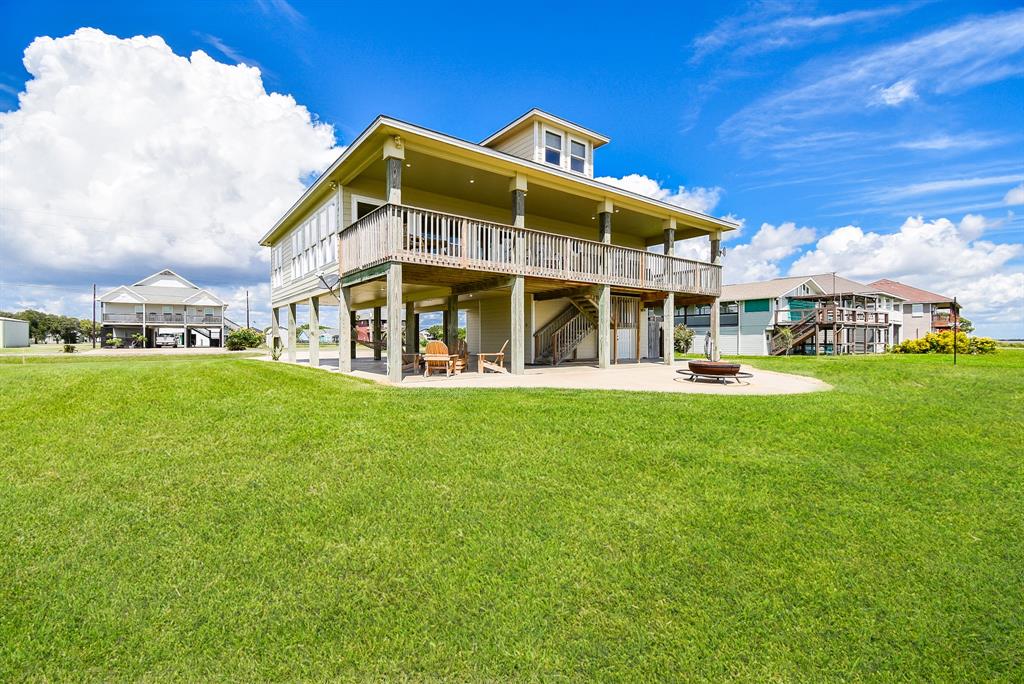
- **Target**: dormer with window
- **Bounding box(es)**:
[480,108,609,178]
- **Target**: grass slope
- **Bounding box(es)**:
[1,352,1022,681]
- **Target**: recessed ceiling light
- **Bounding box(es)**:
[405,163,411,168]
[469,179,475,183]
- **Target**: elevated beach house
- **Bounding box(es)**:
[679,273,908,356]
[98,269,231,347]
[260,110,736,381]
[867,279,958,340]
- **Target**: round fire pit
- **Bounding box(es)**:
[688,360,741,376]
[677,360,752,385]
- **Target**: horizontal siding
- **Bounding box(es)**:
[492,128,535,161]
[466,294,532,361]
[688,325,768,356]
[465,302,481,353]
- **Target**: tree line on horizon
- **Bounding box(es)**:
[0,309,99,344]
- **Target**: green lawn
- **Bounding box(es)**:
[1,352,1022,681]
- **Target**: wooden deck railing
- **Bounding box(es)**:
[102,313,221,325]
[339,204,721,296]
[775,307,889,326]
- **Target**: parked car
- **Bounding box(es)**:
[155,333,179,348]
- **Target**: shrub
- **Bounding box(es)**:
[105,335,123,349]
[891,331,996,355]
[226,327,265,351]
[969,337,997,355]
[62,344,76,354]
[673,324,695,354]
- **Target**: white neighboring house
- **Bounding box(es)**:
[679,273,907,356]
[98,269,235,348]
[0,316,30,348]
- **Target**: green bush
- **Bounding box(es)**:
[62,344,76,354]
[891,330,996,355]
[969,336,997,355]
[673,324,695,354]
[226,327,265,351]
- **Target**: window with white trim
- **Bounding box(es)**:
[287,200,338,280]
[912,304,923,317]
[544,130,562,166]
[569,139,586,173]
[271,244,284,287]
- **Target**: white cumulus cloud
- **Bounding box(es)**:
[724,221,817,283]
[1004,183,1024,206]
[0,28,339,291]
[595,173,723,215]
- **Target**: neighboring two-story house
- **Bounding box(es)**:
[868,279,958,339]
[678,273,907,356]
[98,269,232,348]
[260,109,736,381]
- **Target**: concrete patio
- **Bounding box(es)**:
[257,350,830,395]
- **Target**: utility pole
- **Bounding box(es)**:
[92,284,97,349]
[245,289,250,328]
[953,296,958,366]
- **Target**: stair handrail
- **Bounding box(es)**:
[551,309,595,365]
[533,305,578,359]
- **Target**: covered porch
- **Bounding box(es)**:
[270,348,828,395]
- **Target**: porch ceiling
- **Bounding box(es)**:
[340,264,714,311]
[352,151,709,242]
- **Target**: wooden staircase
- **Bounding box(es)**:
[769,310,819,355]
[534,293,599,365]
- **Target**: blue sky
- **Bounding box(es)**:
[1,1,1022,336]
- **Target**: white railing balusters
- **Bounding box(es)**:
[338,204,721,296]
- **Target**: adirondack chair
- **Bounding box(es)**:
[478,340,509,374]
[422,340,456,377]
[450,339,469,374]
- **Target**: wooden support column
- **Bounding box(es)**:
[386,263,403,383]
[383,136,404,205]
[446,295,458,348]
[510,173,527,229]
[372,306,382,361]
[709,231,722,361]
[598,286,611,368]
[270,305,281,359]
[405,301,416,354]
[308,296,320,369]
[510,274,525,375]
[349,310,357,359]
[287,302,297,363]
[598,199,613,369]
[663,221,676,366]
[338,287,352,372]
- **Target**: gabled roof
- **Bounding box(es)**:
[97,285,147,303]
[183,289,228,306]
[480,108,610,149]
[259,114,737,246]
[132,269,199,289]
[721,273,881,302]
[868,278,952,304]
[97,269,227,307]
